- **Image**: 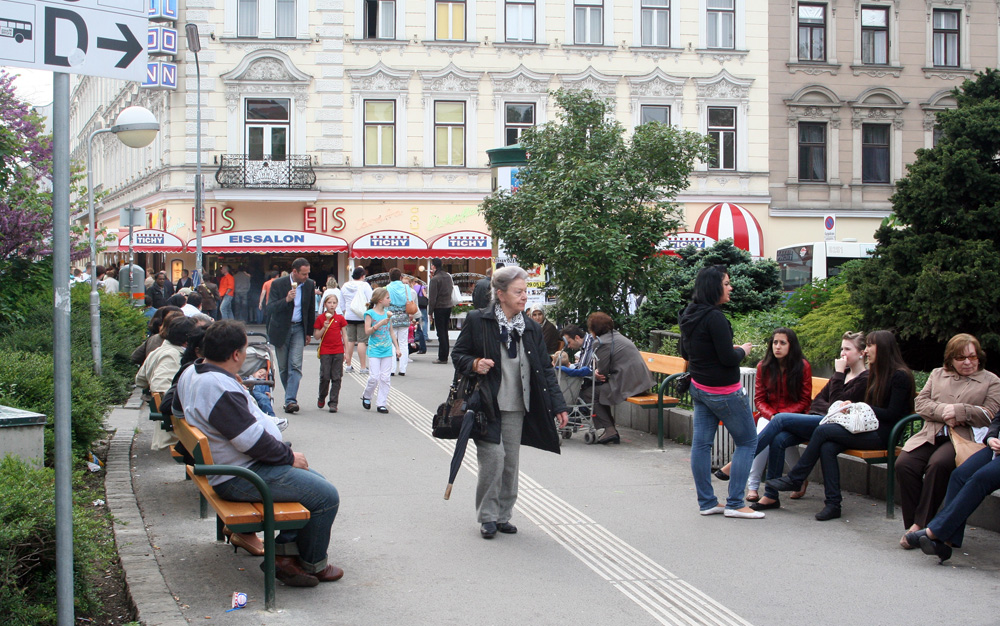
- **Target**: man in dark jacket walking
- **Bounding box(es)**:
[267,258,316,414]
[472,264,503,309]
[427,258,455,364]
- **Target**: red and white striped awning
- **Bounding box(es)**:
[428,230,492,259]
[350,230,430,259]
[693,203,764,258]
[119,229,186,253]
[189,230,348,254]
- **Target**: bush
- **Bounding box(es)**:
[793,284,864,372]
[729,309,802,367]
[0,456,114,625]
[0,351,108,466]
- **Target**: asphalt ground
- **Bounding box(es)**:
[120,336,1000,626]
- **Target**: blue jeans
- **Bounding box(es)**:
[275,326,305,406]
[927,447,1000,548]
[220,294,234,319]
[214,464,340,573]
[234,292,249,321]
[690,386,757,510]
[250,385,276,417]
[786,423,883,507]
[419,308,429,350]
[757,413,822,499]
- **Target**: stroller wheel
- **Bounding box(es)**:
[562,430,572,439]
[583,431,595,445]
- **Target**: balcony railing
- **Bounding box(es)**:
[215,154,317,189]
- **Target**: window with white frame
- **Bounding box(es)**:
[238,0,258,37]
[574,0,603,45]
[932,9,959,68]
[505,103,534,145]
[641,0,669,47]
[435,101,465,166]
[706,0,735,49]
[275,0,295,37]
[364,100,395,166]
[640,104,670,126]
[707,106,736,170]
[798,122,826,181]
[245,98,290,161]
[436,0,466,41]
[365,0,396,39]
[861,6,888,65]
[506,0,535,43]
[861,123,890,183]
[798,3,825,61]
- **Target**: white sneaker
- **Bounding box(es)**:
[699,506,725,516]
[359,368,369,375]
[344,365,354,373]
[724,508,765,519]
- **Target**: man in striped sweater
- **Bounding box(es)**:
[177,320,343,587]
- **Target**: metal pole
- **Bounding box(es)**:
[194,47,203,279]
[87,128,111,376]
[53,71,75,626]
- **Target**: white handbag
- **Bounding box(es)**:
[451,285,464,307]
[349,286,368,318]
[819,400,879,434]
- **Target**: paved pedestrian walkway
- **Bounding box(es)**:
[111,347,1000,625]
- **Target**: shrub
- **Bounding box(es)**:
[0,456,114,625]
[0,351,108,466]
[729,309,802,367]
[793,284,864,371]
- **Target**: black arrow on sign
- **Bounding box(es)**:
[96,23,142,69]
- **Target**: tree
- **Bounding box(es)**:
[847,69,1000,363]
[480,89,710,324]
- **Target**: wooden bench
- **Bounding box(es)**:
[627,352,686,449]
[170,416,311,610]
[149,392,184,464]
[804,376,922,519]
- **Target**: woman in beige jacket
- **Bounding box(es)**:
[896,333,1000,549]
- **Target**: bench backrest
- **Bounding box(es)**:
[151,391,162,412]
[638,352,687,377]
[170,416,215,465]
[811,377,828,400]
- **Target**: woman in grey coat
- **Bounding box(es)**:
[451,266,569,539]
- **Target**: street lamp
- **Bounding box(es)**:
[186,22,204,284]
[87,106,160,376]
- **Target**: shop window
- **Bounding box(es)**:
[861,6,888,65]
[932,9,959,68]
[505,103,534,146]
[861,123,890,183]
[365,0,395,39]
[641,0,669,47]
[364,100,395,166]
[436,0,465,41]
[798,3,825,62]
[707,106,736,170]
[506,0,534,43]
[435,101,465,166]
[798,122,826,182]
[706,0,735,50]
[640,104,670,126]
[574,0,603,45]
[245,98,290,161]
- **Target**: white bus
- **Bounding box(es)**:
[0,19,31,43]
[775,240,876,291]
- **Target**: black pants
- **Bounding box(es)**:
[318,353,344,409]
[433,307,452,362]
[787,423,884,507]
[895,435,956,529]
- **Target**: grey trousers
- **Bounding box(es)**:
[475,410,524,524]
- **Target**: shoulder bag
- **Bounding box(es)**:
[451,284,464,307]
[432,323,488,439]
[405,288,418,315]
[316,314,332,358]
[950,406,990,466]
[819,400,879,434]
[349,284,368,318]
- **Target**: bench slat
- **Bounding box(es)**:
[255,502,311,522]
[186,468,263,525]
[626,394,680,407]
[637,352,687,377]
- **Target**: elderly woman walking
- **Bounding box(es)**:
[451,266,570,539]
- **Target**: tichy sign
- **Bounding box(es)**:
[661,232,718,251]
[429,230,492,258]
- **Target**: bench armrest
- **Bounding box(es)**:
[888,414,923,453]
[658,373,685,403]
[192,464,275,518]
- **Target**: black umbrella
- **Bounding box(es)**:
[443,378,494,500]
[444,409,477,500]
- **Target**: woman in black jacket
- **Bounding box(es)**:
[768,329,915,521]
[452,266,569,539]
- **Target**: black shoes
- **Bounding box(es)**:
[767,476,803,492]
[919,534,953,563]
[481,522,497,539]
[596,432,620,445]
[497,522,517,534]
[283,402,299,414]
[902,529,927,550]
[750,499,780,511]
[361,397,371,410]
[815,504,842,521]
[713,468,730,481]
[377,406,389,414]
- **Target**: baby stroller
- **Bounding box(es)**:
[239,331,285,428]
[554,350,598,444]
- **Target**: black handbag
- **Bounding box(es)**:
[432,373,482,439]
[673,372,691,395]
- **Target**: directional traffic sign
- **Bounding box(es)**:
[0,0,147,81]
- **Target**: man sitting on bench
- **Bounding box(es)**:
[176,320,344,588]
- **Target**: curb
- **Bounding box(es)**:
[105,391,188,626]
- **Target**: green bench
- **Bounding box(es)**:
[627,352,686,449]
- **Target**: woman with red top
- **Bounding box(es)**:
[314,295,348,413]
[715,328,812,502]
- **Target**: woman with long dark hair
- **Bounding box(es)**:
[680,265,762,519]
[768,330,915,520]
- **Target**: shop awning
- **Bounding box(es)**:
[118,229,186,253]
[350,230,430,259]
[428,230,492,259]
[189,230,349,254]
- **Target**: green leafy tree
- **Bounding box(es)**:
[480,89,710,324]
[847,69,1000,361]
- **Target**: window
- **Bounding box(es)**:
[505,103,534,146]
[797,3,825,61]
[435,101,465,166]
[861,124,889,183]
[798,122,826,181]
[706,0,735,49]
[436,0,465,41]
[238,0,258,37]
[707,106,736,170]
[245,98,290,161]
[364,101,395,166]
[932,9,959,68]
[506,0,535,43]
[365,0,396,39]
[275,0,295,38]
[640,105,670,126]
[574,0,603,45]
[861,7,888,65]
[641,0,669,47]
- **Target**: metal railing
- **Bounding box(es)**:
[215,154,316,189]
[712,367,757,469]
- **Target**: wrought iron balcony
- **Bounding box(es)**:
[215,154,317,189]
